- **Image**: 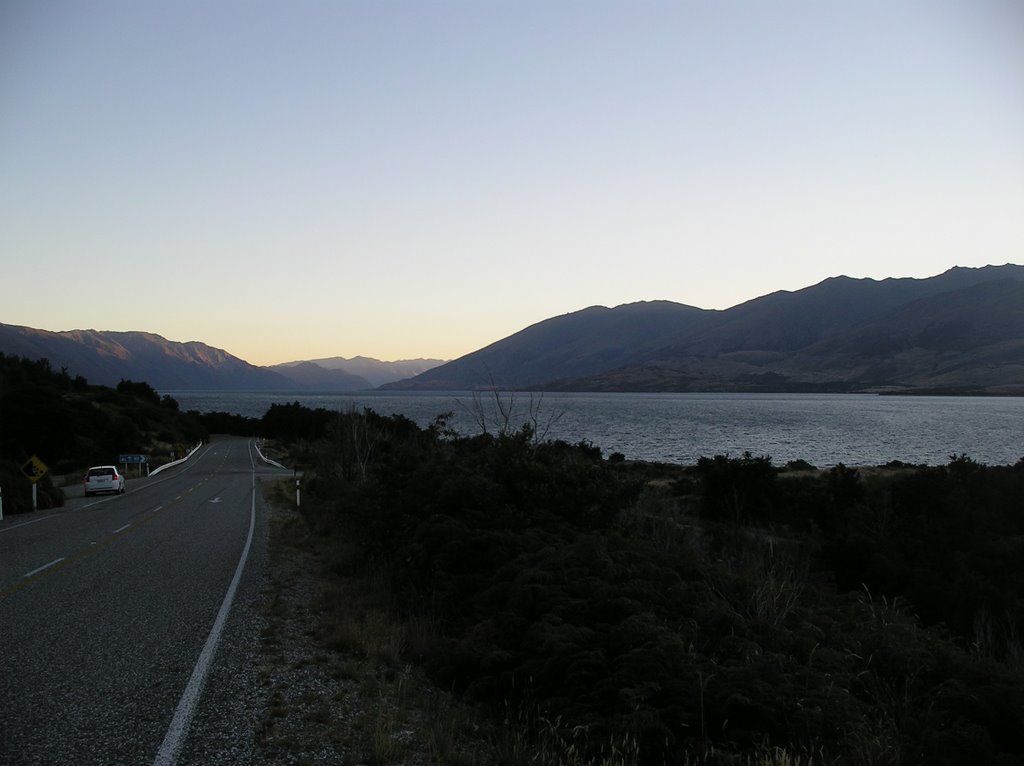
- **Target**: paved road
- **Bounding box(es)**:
[0,436,288,765]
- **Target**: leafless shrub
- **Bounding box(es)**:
[455,382,564,443]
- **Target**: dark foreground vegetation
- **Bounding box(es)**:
[6,361,1022,763]
[255,402,1024,765]
[0,353,209,513]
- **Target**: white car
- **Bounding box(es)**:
[84,465,125,497]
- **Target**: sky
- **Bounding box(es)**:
[2,1,1022,366]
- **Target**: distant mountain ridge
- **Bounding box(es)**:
[0,325,444,392]
[385,264,1024,394]
[4,265,1020,394]
[0,326,292,391]
[269,356,445,389]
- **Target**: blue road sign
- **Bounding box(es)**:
[119,454,148,464]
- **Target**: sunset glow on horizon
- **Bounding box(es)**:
[3,1,1022,366]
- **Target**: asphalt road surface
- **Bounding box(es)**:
[0,436,289,765]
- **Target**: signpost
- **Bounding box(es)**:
[22,455,48,483]
[21,454,48,511]
[119,454,149,477]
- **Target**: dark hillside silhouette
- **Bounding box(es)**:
[0,354,206,513]
[387,264,1024,393]
[386,300,712,390]
[0,325,292,391]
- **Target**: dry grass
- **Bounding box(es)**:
[254,481,498,765]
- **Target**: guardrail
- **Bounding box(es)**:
[253,440,288,470]
[146,440,289,477]
[148,442,204,476]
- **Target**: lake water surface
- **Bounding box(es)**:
[164,390,1023,468]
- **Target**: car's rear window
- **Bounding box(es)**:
[88,468,115,478]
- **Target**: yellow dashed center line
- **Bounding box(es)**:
[1,475,215,600]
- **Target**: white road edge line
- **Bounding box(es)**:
[0,515,57,534]
[24,557,66,578]
[153,446,258,766]
[113,523,131,534]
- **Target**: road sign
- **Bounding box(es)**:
[119,454,148,464]
[22,455,48,483]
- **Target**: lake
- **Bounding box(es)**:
[163,390,1024,468]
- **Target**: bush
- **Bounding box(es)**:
[284,406,1024,765]
[0,462,63,514]
[695,452,777,523]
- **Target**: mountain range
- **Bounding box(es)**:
[268,356,443,389]
[0,324,443,392]
[385,264,1024,394]
[2,264,1021,394]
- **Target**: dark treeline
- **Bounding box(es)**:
[0,354,207,513]
[268,402,1024,764]
[0,379,343,514]
[195,401,343,441]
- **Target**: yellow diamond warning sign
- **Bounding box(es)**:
[22,455,48,483]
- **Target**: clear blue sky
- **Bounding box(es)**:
[2,1,1022,365]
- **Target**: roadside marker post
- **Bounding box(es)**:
[21,455,48,512]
